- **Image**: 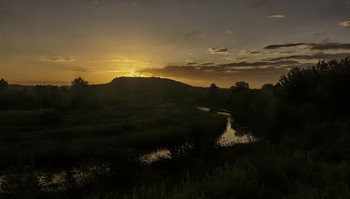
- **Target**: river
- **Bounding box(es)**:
[0,106,253,191]
[140,106,253,163]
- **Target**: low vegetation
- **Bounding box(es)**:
[0,58,350,198]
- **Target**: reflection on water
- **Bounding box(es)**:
[140,107,255,164]
[0,164,113,192]
[216,111,253,146]
[139,149,171,164]
[196,107,210,112]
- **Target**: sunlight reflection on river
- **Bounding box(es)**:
[140,107,254,164]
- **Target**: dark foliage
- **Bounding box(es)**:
[228,57,350,147]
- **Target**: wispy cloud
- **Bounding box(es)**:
[239,50,260,55]
[208,48,229,54]
[107,59,133,62]
[266,15,286,19]
[340,20,350,28]
[267,53,350,61]
[140,60,301,78]
[269,51,296,55]
[264,42,350,51]
[219,60,299,69]
[185,60,198,65]
[264,43,307,49]
[40,57,75,62]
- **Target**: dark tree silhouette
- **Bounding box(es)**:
[209,83,218,99]
[0,78,8,89]
[71,77,88,88]
[261,84,273,89]
[209,83,219,111]
[234,81,249,89]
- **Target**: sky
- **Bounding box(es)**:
[1,0,350,88]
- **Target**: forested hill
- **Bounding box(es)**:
[109,77,190,88]
[0,76,211,110]
[104,77,191,96]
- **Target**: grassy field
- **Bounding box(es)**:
[0,84,228,198]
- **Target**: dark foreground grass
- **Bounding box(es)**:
[87,142,350,199]
[0,96,228,198]
[0,98,226,169]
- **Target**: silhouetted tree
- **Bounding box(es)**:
[209,83,218,111]
[209,83,218,99]
[234,81,249,89]
[0,78,8,90]
[71,77,88,88]
[261,84,273,89]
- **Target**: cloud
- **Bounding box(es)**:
[184,31,205,39]
[208,48,229,54]
[226,30,233,34]
[263,43,307,49]
[267,53,350,61]
[264,42,350,51]
[340,21,350,28]
[200,63,215,66]
[269,51,296,55]
[140,60,301,78]
[185,60,198,65]
[239,50,260,55]
[219,60,299,69]
[310,43,350,51]
[40,57,75,62]
[266,15,286,19]
[107,59,133,62]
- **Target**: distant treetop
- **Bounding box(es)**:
[234,81,249,89]
[0,78,8,89]
[71,77,88,88]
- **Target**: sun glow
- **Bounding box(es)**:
[126,68,148,77]
[107,58,152,78]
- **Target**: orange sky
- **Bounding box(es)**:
[1,0,350,88]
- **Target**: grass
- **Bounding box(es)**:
[0,95,229,198]
[103,142,350,199]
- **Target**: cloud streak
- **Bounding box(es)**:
[340,21,350,28]
[40,57,75,62]
[208,48,229,54]
[267,53,350,61]
[239,50,260,55]
[266,15,286,18]
[140,60,301,77]
[264,42,350,51]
